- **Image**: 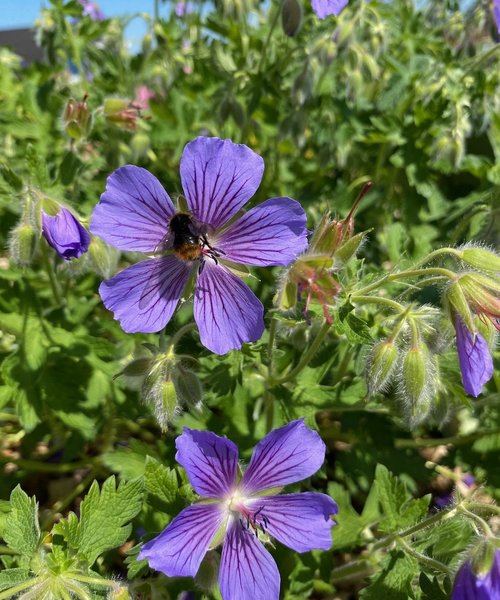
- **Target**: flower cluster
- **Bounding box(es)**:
[139,420,337,600]
[90,136,308,354]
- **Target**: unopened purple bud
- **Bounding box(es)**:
[452,546,500,599]
[41,206,90,260]
[454,316,493,397]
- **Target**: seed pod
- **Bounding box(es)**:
[154,379,179,431]
[282,0,302,37]
[398,344,434,428]
[366,339,399,395]
[460,246,500,274]
[108,584,132,600]
[88,236,119,278]
[9,223,38,266]
[172,365,203,409]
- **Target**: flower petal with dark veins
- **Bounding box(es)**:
[180,137,264,230]
[99,256,191,333]
[241,420,326,494]
[138,504,225,578]
[91,165,176,252]
[194,260,264,354]
[246,493,337,552]
[216,197,308,266]
[219,521,280,600]
[175,428,239,498]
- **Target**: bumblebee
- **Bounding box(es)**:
[169,212,203,261]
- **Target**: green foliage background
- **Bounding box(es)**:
[0,0,499,598]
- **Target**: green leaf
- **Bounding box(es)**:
[144,456,179,509]
[375,464,429,533]
[0,163,23,192]
[0,568,31,592]
[53,476,143,565]
[360,550,419,600]
[3,486,40,559]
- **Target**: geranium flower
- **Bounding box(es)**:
[78,0,105,21]
[454,316,493,397]
[41,206,90,260]
[452,548,500,600]
[311,0,349,18]
[138,420,337,600]
[90,136,308,354]
[494,0,500,35]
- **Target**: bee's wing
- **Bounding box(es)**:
[152,229,174,255]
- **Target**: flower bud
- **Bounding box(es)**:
[195,550,220,593]
[63,96,91,140]
[108,584,131,600]
[41,203,90,260]
[398,344,434,427]
[88,235,119,278]
[9,223,38,266]
[459,245,500,274]
[452,543,500,599]
[172,365,203,410]
[103,98,141,131]
[457,273,500,328]
[277,255,339,322]
[282,0,303,37]
[445,279,475,333]
[335,230,369,265]
[117,357,153,378]
[366,339,399,395]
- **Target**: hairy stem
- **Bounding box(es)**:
[269,321,331,386]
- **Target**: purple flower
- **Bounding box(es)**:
[311,0,349,18]
[90,137,308,354]
[454,316,494,397]
[78,0,105,21]
[41,207,90,260]
[139,420,337,600]
[175,1,193,17]
[452,548,500,600]
[494,0,500,35]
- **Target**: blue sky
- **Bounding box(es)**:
[0,1,165,52]
[0,0,160,29]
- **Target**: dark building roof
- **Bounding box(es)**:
[0,28,43,63]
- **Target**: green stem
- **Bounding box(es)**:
[269,321,332,386]
[463,43,500,77]
[0,578,40,600]
[350,295,405,312]
[458,505,493,537]
[70,574,117,588]
[355,267,456,296]
[0,545,18,555]
[330,558,374,583]
[40,243,63,306]
[167,323,197,350]
[465,502,500,516]
[267,316,278,378]
[41,468,99,530]
[411,247,461,269]
[394,428,500,448]
[257,0,285,73]
[397,537,452,576]
[0,455,96,473]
